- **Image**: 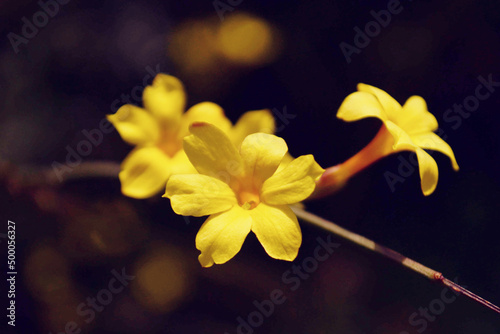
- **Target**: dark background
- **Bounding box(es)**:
[1,0,499,333]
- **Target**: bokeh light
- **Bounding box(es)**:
[132,243,194,313]
[216,13,280,66]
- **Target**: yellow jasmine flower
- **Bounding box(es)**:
[317,84,459,196]
[164,123,324,267]
[107,74,275,199]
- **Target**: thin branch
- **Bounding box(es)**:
[6,160,499,314]
[291,205,500,314]
[4,161,120,191]
[442,278,500,314]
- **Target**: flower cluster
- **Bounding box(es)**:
[108,74,459,266]
[107,74,276,199]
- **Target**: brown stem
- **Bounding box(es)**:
[4,161,120,193]
[292,205,500,315]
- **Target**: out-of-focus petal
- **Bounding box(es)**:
[143,74,185,125]
[119,147,171,199]
[168,150,197,175]
[230,109,275,147]
[179,102,232,138]
[107,105,159,146]
[183,123,243,181]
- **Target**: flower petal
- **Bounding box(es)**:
[276,152,294,174]
[415,148,439,196]
[261,155,324,205]
[337,91,388,123]
[397,96,438,135]
[250,204,301,261]
[183,122,243,182]
[143,74,186,124]
[240,133,288,186]
[379,124,446,196]
[357,83,402,118]
[383,120,417,152]
[119,147,171,199]
[107,105,159,146]
[179,102,232,138]
[196,206,252,267]
[230,109,275,147]
[169,149,197,175]
[164,174,237,217]
[411,132,459,171]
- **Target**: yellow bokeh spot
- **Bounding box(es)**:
[132,245,192,313]
[168,13,280,76]
[25,245,71,302]
[168,19,219,73]
[216,13,277,66]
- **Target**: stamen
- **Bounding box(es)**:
[242,201,257,210]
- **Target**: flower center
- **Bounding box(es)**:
[238,189,260,209]
[156,129,183,158]
[231,178,261,210]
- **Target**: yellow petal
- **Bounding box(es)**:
[383,120,417,152]
[337,91,388,123]
[195,206,252,267]
[143,74,186,124]
[415,148,439,196]
[107,105,159,146]
[183,123,243,182]
[378,124,449,196]
[261,155,324,205]
[164,174,237,217]
[230,109,275,147]
[239,133,287,186]
[397,96,438,135]
[276,152,294,174]
[411,132,459,171]
[179,102,232,138]
[357,83,402,118]
[119,147,171,199]
[169,149,197,175]
[250,204,301,261]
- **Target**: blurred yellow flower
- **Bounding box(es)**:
[164,123,324,267]
[318,84,458,196]
[107,74,275,199]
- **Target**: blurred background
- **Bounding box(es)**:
[1,0,500,333]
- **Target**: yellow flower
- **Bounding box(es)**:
[107,74,275,199]
[163,123,324,267]
[317,84,459,196]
